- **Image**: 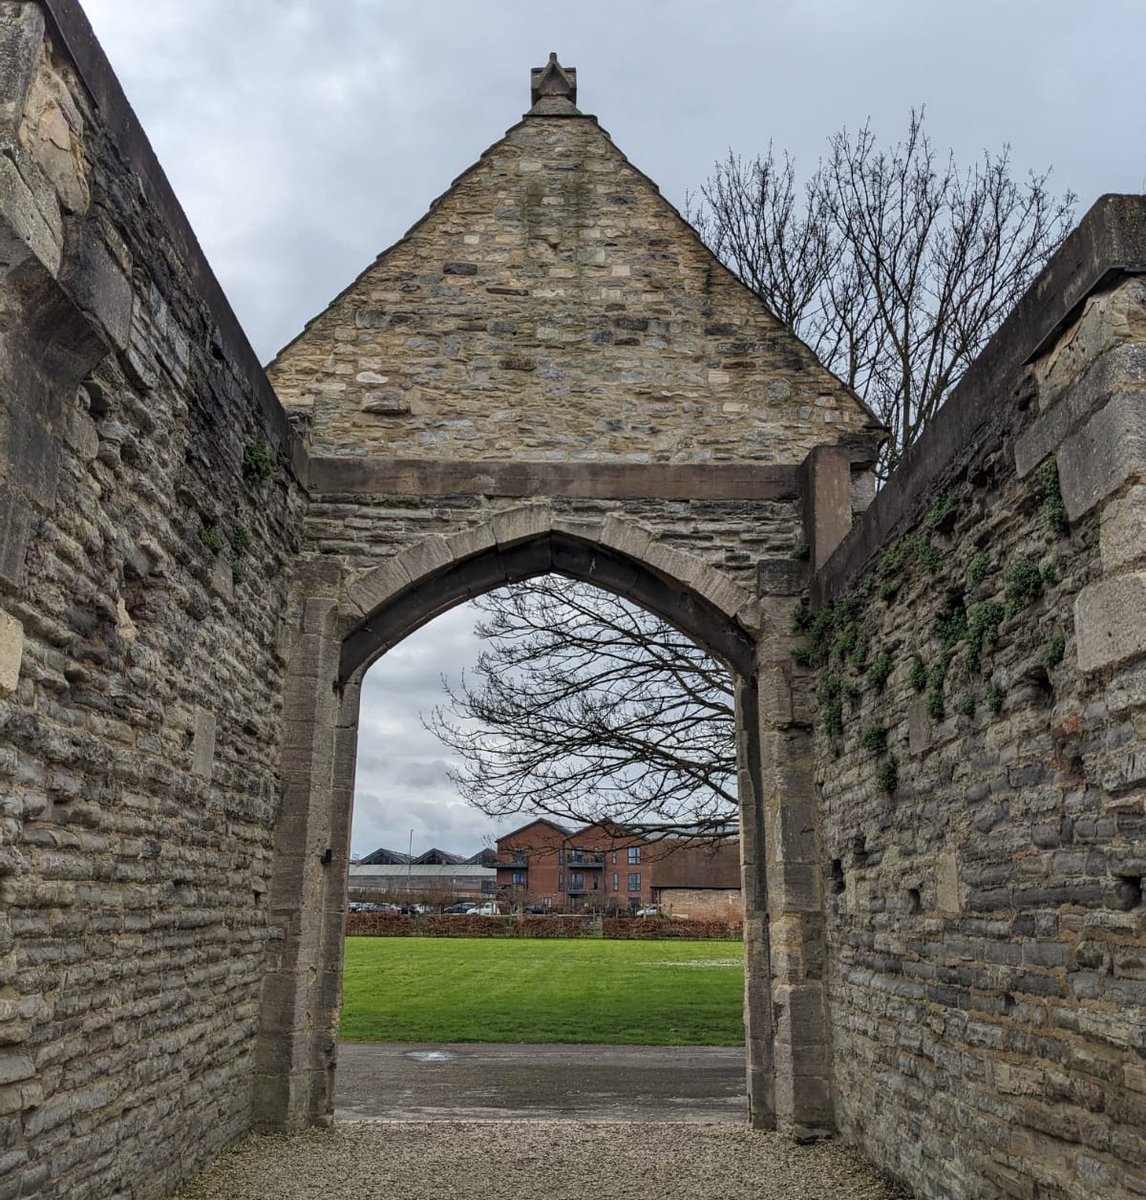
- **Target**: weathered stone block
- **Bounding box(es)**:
[1057,390,1146,521]
[1101,484,1146,573]
[58,219,133,353]
[0,5,45,133]
[191,707,216,781]
[909,695,931,755]
[1075,571,1146,674]
[0,153,61,275]
[0,610,22,696]
[1016,344,1146,478]
[490,505,551,550]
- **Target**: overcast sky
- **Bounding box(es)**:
[82,0,1144,857]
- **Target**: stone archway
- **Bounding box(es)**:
[254,507,786,1133]
[253,50,873,1149]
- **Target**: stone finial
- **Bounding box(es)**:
[529,53,578,115]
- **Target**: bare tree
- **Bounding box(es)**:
[692,110,1075,469]
[425,578,737,838]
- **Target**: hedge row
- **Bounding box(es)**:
[344,913,743,940]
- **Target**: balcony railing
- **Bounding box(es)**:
[566,852,605,867]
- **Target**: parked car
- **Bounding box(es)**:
[472,902,503,916]
[634,906,660,918]
[443,902,476,914]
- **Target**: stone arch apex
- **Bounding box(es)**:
[337,504,760,683]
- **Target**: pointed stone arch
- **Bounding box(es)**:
[338,506,760,683]
[255,510,785,1135]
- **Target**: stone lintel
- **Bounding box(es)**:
[306,456,800,503]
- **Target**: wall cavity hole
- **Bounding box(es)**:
[905,888,920,914]
[1002,993,1016,1014]
[829,859,845,896]
[1115,875,1144,912]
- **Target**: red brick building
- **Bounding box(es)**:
[495,819,740,914]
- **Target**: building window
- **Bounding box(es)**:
[612,873,619,892]
[558,873,564,891]
[558,850,565,866]
[570,872,585,891]
[512,872,526,886]
[628,873,641,892]
[611,852,617,865]
[627,847,641,864]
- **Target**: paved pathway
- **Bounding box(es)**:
[334,1041,747,1121]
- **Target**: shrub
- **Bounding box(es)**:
[861,723,888,755]
[875,753,899,794]
[1036,460,1069,536]
[968,552,992,587]
[1043,633,1066,670]
[867,651,893,692]
[243,441,276,485]
[198,524,225,554]
[1005,557,1044,613]
[818,675,845,736]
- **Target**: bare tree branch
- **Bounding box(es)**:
[689,109,1075,472]
[425,578,737,838]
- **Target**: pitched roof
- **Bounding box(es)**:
[359,847,413,865]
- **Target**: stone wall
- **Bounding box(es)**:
[268,93,881,470]
[0,4,300,1197]
[3,5,1144,1198]
[304,487,802,596]
[811,205,1146,1199]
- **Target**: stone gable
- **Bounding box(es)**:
[268,103,880,466]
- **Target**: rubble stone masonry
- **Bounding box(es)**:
[1,3,1144,1199]
[813,241,1146,1196]
[0,3,301,1197]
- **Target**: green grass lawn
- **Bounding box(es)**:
[340,936,745,1045]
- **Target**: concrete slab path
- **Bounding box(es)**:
[334,1041,747,1122]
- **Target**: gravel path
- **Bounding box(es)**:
[172,1121,908,1200]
